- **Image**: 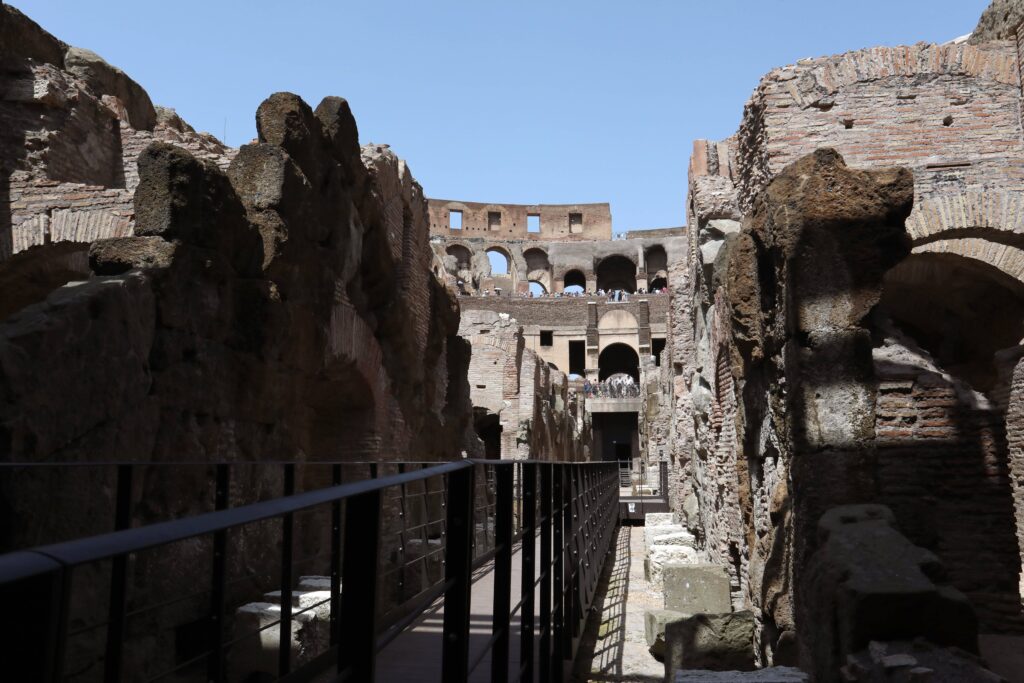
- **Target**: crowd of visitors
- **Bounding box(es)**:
[457,285,668,299]
[582,375,640,398]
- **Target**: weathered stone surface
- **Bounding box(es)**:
[969,0,1024,43]
[0,4,66,67]
[800,505,978,682]
[841,640,1002,682]
[673,669,808,682]
[664,563,733,614]
[89,236,177,275]
[646,608,687,657]
[648,544,702,588]
[664,611,756,676]
[64,46,156,130]
[647,512,678,527]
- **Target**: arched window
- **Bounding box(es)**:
[598,343,640,381]
[446,244,472,270]
[596,255,637,293]
[563,269,586,294]
[529,281,546,297]
[486,248,510,275]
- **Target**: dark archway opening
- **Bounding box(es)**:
[475,412,502,460]
[874,251,1024,634]
[598,343,639,382]
[563,269,586,294]
[596,255,636,293]
[649,276,667,291]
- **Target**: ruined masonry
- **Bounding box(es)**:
[2,1,1024,681]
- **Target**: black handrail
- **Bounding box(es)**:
[0,458,619,683]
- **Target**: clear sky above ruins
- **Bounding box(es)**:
[18,0,989,234]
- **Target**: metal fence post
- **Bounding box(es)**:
[491,464,513,683]
[330,464,342,652]
[278,463,295,677]
[520,464,536,683]
[551,465,565,683]
[539,463,553,683]
[207,464,229,683]
[339,488,381,680]
[442,465,474,682]
[103,464,132,683]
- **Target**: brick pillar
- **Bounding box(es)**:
[586,301,600,380]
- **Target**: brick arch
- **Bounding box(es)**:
[914,237,1024,283]
[783,43,1018,109]
[906,191,1024,243]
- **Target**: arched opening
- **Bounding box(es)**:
[598,343,639,382]
[563,269,586,294]
[645,245,667,291]
[523,248,549,274]
[486,248,510,276]
[596,255,636,293]
[873,251,1024,634]
[529,281,546,297]
[445,244,472,270]
[474,411,502,460]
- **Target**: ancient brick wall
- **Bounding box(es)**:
[429,198,612,240]
[875,366,1023,633]
[458,309,591,461]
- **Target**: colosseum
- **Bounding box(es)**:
[1,1,1024,681]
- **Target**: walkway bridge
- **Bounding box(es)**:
[0,460,619,682]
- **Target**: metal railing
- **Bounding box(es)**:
[0,459,619,682]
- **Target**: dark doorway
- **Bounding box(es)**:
[569,340,586,376]
[592,412,638,462]
[598,343,639,381]
[475,412,502,460]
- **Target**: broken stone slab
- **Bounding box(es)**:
[672,667,808,682]
[647,544,701,587]
[841,639,1002,682]
[800,504,979,680]
[646,525,697,553]
[645,608,687,661]
[230,599,330,682]
[646,512,677,527]
[262,589,332,610]
[665,611,756,678]
[663,563,732,614]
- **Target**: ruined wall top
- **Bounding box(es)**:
[428,198,612,241]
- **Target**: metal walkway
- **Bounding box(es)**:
[0,460,619,682]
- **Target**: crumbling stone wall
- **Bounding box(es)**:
[680,148,914,665]
[459,309,591,461]
[675,5,1024,667]
[0,10,481,674]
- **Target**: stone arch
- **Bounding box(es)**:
[562,268,586,293]
[523,247,551,291]
[645,244,667,276]
[596,254,637,293]
[445,244,472,270]
[485,245,513,276]
[878,251,1024,625]
[598,343,639,382]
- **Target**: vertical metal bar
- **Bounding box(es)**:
[330,464,342,651]
[207,464,229,683]
[569,466,581,642]
[539,464,552,683]
[278,463,295,677]
[442,465,475,683]
[104,464,132,683]
[551,465,564,683]
[562,466,575,658]
[520,464,537,683]
[339,488,381,681]
[491,465,513,683]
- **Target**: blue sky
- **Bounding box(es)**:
[17,0,989,232]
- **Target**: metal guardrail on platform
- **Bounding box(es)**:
[0,459,619,683]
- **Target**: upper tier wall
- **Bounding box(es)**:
[428,198,612,240]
